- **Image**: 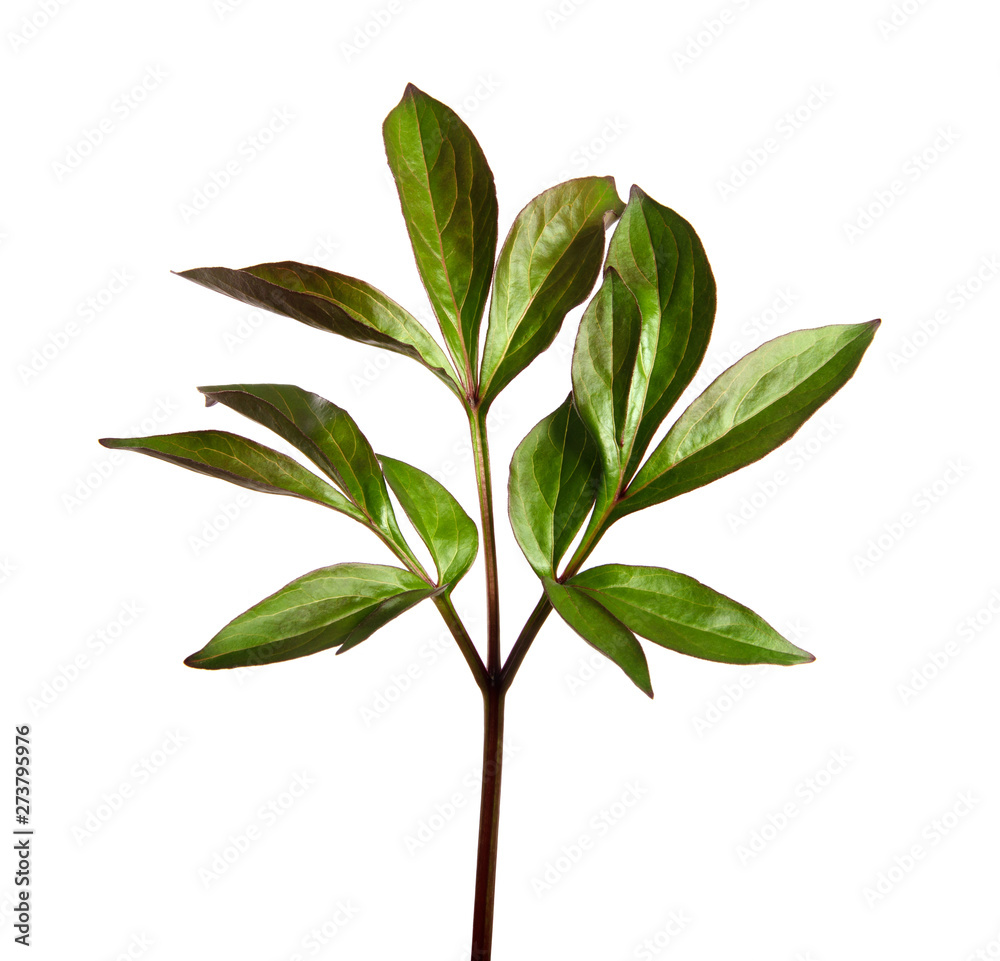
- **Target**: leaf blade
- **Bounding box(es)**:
[98,430,366,523]
[621,321,880,514]
[382,83,498,387]
[184,563,435,669]
[175,261,461,396]
[508,396,600,578]
[479,176,625,404]
[571,267,642,513]
[197,384,421,569]
[543,578,653,697]
[605,187,717,478]
[379,455,478,588]
[568,564,814,665]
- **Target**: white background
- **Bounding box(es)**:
[3,1,999,958]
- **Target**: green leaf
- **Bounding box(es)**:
[605,186,716,478]
[197,383,421,569]
[479,176,625,405]
[571,267,642,513]
[543,578,652,697]
[174,261,461,397]
[621,321,880,515]
[184,563,437,669]
[382,83,498,389]
[508,396,599,578]
[99,430,366,523]
[568,564,814,665]
[378,455,478,589]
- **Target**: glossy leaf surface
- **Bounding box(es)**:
[479,177,624,404]
[568,564,814,665]
[543,578,652,696]
[621,321,879,514]
[383,83,498,387]
[605,187,716,478]
[379,455,478,588]
[571,267,642,512]
[175,261,461,396]
[197,384,408,553]
[185,563,436,669]
[508,396,599,578]
[99,430,365,522]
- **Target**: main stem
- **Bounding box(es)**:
[468,401,503,960]
[471,680,505,960]
[469,405,501,671]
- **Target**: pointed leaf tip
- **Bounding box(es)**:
[567,564,817,667]
[185,562,434,669]
[621,321,878,515]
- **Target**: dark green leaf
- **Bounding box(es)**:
[543,577,652,697]
[479,176,625,404]
[99,430,365,523]
[621,321,880,515]
[379,455,478,588]
[184,563,437,669]
[571,267,642,513]
[508,396,599,578]
[605,186,716,478]
[568,564,814,665]
[174,261,461,397]
[382,83,498,388]
[196,384,414,563]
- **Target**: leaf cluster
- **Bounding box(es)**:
[101,84,878,695]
